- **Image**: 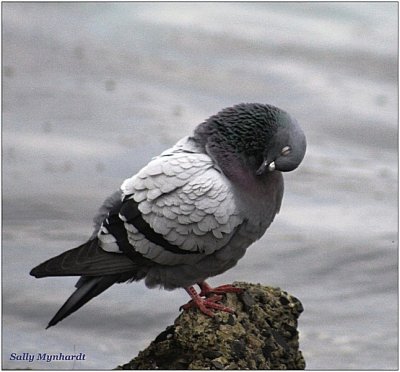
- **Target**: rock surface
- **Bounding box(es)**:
[117,282,305,370]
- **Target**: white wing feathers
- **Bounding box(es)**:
[119,138,243,265]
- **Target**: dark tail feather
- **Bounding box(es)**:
[30,238,142,278]
[31,238,152,328]
[46,275,120,329]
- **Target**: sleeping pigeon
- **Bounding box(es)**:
[30,103,306,328]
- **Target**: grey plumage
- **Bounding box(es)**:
[30,103,306,327]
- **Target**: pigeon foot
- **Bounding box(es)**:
[181,282,243,317]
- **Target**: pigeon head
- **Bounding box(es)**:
[193,103,306,177]
[255,108,307,174]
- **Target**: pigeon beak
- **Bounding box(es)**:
[256,160,275,175]
[268,161,276,171]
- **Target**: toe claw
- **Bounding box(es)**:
[182,285,237,317]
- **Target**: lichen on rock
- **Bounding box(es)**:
[117,282,305,370]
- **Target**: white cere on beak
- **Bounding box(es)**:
[256,159,276,175]
[268,161,275,171]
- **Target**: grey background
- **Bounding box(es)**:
[2,2,398,369]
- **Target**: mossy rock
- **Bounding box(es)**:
[117,282,305,370]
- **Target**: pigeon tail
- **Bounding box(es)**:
[46,275,120,328]
[30,238,152,328]
[30,238,144,278]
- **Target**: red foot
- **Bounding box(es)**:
[180,282,243,317]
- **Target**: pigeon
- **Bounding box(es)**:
[30,103,306,328]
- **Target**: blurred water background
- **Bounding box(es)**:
[2,2,398,370]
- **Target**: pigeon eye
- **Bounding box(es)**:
[281,146,291,156]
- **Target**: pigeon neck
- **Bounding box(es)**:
[230,163,281,196]
[205,145,280,198]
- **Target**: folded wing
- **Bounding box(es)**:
[100,137,244,267]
